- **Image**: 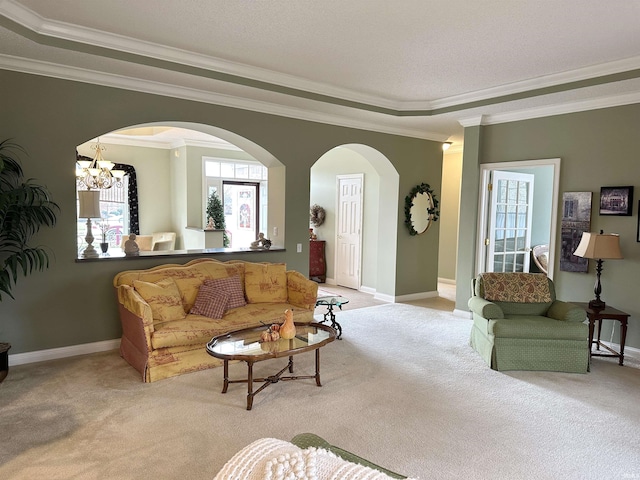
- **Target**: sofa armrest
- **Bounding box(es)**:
[547,300,586,322]
[468,296,504,319]
[291,433,406,479]
[286,271,319,310]
[117,285,154,328]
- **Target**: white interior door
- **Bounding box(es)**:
[487,171,534,273]
[335,174,363,289]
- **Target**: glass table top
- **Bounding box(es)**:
[315,295,349,306]
[207,323,335,360]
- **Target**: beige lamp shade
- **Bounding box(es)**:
[573,232,623,260]
[78,190,101,219]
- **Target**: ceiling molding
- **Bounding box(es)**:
[84,134,242,151]
[0,54,448,141]
[477,91,640,126]
[428,57,640,111]
[0,0,402,110]
[3,0,640,117]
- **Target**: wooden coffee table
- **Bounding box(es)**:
[206,322,336,410]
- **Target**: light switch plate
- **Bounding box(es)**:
[296,243,302,253]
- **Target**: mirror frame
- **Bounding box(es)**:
[404,183,440,235]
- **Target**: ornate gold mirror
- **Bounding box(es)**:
[404,183,440,235]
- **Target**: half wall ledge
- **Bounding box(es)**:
[75,247,285,263]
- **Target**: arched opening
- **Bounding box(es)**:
[310,144,398,298]
[75,122,285,257]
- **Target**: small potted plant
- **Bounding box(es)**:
[0,139,58,383]
[99,220,109,254]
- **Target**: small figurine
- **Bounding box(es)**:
[124,234,140,256]
[205,217,215,230]
[250,232,269,249]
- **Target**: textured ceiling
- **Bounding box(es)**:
[2,0,640,143]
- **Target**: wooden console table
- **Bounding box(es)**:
[573,302,630,366]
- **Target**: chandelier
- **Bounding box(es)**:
[76,138,125,190]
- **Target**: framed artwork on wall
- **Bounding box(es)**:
[560,191,592,273]
[599,186,634,216]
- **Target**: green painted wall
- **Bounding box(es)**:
[0,69,442,355]
[457,104,640,350]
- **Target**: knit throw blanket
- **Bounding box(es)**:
[214,438,418,480]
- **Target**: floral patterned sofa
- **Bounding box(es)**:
[113,258,318,382]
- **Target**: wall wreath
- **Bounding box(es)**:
[404,183,440,235]
[310,204,326,227]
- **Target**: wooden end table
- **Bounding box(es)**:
[572,302,630,366]
[206,323,336,410]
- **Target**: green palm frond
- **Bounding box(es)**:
[0,139,59,301]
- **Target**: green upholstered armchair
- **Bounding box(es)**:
[468,272,589,373]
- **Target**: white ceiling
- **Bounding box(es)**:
[2,0,640,146]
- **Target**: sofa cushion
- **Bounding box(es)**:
[151,317,228,349]
[133,278,186,322]
[489,316,588,341]
[480,272,552,303]
[203,275,246,309]
[190,285,230,319]
[151,304,315,349]
[117,260,245,312]
[244,262,288,303]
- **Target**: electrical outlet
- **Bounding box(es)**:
[273,227,278,237]
[296,243,302,253]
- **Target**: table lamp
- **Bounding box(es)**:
[79,190,101,258]
[573,230,623,309]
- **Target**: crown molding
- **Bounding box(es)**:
[458,115,485,128]
[429,56,640,110]
[476,91,640,126]
[0,54,448,141]
[3,0,640,115]
[91,134,243,151]
[0,0,401,111]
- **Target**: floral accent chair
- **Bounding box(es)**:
[468,272,589,373]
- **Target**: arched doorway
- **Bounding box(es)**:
[310,144,398,299]
[75,122,286,255]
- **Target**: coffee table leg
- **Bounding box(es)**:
[247,361,254,411]
[315,348,322,387]
[221,360,229,393]
[288,355,294,373]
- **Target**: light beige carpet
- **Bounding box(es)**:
[1,304,639,479]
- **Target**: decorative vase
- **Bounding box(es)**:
[100,242,109,253]
[280,309,296,339]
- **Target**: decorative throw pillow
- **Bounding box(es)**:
[190,285,230,319]
[133,278,186,321]
[481,272,552,303]
[244,263,288,303]
[203,275,247,310]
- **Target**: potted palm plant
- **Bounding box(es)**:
[0,139,59,383]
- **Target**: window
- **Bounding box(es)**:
[77,181,129,253]
[204,158,268,248]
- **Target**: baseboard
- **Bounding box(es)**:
[453,309,472,319]
[359,285,376,295]
[395,291,439,302]
[373,292,395,303]
[438,277,456,285]
[8,339,120,367]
